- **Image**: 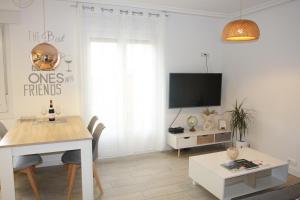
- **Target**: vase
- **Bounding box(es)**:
[227,147,239,160]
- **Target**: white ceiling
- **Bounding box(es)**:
[120,0,271,13]
[96,0,294,17]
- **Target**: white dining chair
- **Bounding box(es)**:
[61,123,105,200]
[87,115,99,134]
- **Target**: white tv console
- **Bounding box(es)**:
[167,129,232,157]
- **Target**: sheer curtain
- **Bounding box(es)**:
[79,4,166,158]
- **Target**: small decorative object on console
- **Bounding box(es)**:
[187,116,198,132]
[202,108,216,131]
[218,120,227,130]
[168,127,184,134]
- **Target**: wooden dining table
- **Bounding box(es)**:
[0,116,94,200]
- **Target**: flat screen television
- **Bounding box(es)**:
[169,73,222,108]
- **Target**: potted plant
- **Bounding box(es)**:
[228,100,252,149]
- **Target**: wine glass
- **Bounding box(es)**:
[55,106,61,121]
[41,106,47,116]
[55,106,61,119]
[64,55,72,72]
[41,106,47,122]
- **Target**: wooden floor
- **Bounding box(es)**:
[9,146,300,200]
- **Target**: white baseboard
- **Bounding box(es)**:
[96,147,171,160]
[289,167,300,178]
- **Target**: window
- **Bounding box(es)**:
[0,25,8,113]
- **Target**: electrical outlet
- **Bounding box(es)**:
[287,158,298,167]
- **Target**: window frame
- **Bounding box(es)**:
[0,25,8,113]
[0,24,13,118]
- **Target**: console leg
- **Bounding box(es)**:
[177,149,180,158]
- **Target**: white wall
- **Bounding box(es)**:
[165,14,224,137]
[222,0,300,176]
[1,0,80,128]
[0,0,19,10]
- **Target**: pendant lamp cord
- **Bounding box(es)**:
[205,55,208,73]
[169,108,182,128]
[202,53,209,73]
[42,0,46,34]
[240,0,242,19]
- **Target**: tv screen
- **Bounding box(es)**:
[169,73,222,108]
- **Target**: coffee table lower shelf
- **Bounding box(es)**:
[224,175,286,199]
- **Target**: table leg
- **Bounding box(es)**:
[80,140,93,200]
[0,148,16,200]
[177,149,180,158]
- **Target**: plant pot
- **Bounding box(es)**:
[226,147,239,160]
[236,141,248,149]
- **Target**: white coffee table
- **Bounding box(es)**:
[189,148,288,200]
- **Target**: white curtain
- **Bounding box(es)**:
[79,4,166,158]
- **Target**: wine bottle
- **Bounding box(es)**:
[48,100,55,121]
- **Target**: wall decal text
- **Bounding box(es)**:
[24,72,65,96]
[29,31,65,43]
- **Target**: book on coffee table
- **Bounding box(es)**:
[222,159,259,171]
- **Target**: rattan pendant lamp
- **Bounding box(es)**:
[222,0,260,41]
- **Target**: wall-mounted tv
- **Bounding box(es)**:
[169,73,222,108]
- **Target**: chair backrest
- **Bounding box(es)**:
[87,116,99,134]
[0,121,8,139]
[92,123,105,160]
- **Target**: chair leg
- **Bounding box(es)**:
[67,164,78,200]
[22,166,41,200]
[32,165,37,173]
[67,164,72,185]
[93,163,104,194]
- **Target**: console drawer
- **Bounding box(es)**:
[215,132,231,142]
[177,136,197,148]
[197,135,214,145]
